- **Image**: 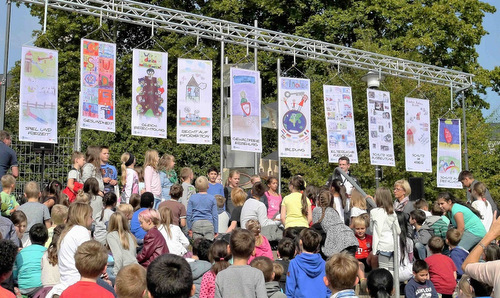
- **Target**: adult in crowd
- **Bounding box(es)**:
[81,146,104,194]
[100,146,118,194]
[326,156,358,195]
[0,131,18,192]
[393,179,414,216]
[458,170,498,214]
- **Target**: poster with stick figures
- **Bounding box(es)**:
[405,97,432,172]
[366,89,395,166]
[19,46,58,143]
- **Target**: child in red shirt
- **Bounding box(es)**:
[352,216,373,272]
[425,236,457,298]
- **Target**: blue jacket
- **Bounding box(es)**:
[131,207,147,240]
[450,246,469,279]
[285,253,329,298]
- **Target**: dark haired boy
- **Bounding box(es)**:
[215,229,266,298]
[275,237,296,291]
[410,209,433,259]
[158,184,187,227]
[286,228,329,298]
[425,236,456,298]
[147,254,195,298]
[188,238,212,298]
[446,228,468,280]
[0,239,17,298]
[206,166,224,198]
[250,257,286,298]
[405,260,438,298]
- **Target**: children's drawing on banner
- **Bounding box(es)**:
[437,119,462,188]
[177,59,213,144]
[405,97,432,172]
[230,68,262,152]
[132,49,168,138]
[323,85,358,163]
[19,47,58,143]
[80,39,116,132]
[278,77,311,158]
[367,89,395,166]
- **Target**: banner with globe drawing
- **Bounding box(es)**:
[437,118,462,188]
[367,89,395,166]
[278,77,311,158]
[323,85,358,163]
[405,97,432,172]
[131,49,168,138]
[230,68,262,152]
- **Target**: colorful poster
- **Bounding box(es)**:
[323,85,358,163]
[367,89,395,166]
[278,77,311,158]
[19,47,58,143]
[80,39,116,132]
[176,58,213,144]
[437,119,462,188]
[230,68,262,152]
[405,97,432,172]
[131,49,168,138]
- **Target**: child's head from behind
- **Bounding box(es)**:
[115,264,147,298]
[140,192,155,208]
[83,177,99,196]
[446,228,462,247]
[144,149,159,169]
[484,244,500,262]
[135,166,144,182]
[192,238,212,262]
[138,209,160,231]
[251,182,267,198]
[215,195,225,209]
[74,190,90,204]
[29,223,48,246]
[367,268,393,298]
[352,216,367,238]
[67,202,93,229]
[169,184,183,200]
[180,167,194,182]
[1,174,15,189]
[117,204,134,219]
[129,194,140,211]
[324,253,359,292]
[209,240,231,275]
[272,262,284,282]
[250,256,274,282]
[0,239,18,282]
[375,187,394,214]
[75,240,108,278]
[230,187,246,207]
[51,204,69,225]
[229,228,255,259]
[350,189,366,209]
[277,237,296,260]
[428,236,444,254]
[24,181,40,199]
[245,219,261,237]
[409,209,426,226]
[299,228,321,253]
[472,182,487,199]
[412,260,429,283]
[414,198,429,211]
[158,206,173,227]
[11,210,27,238]
[195,176,209,192]
[147,254,194,298]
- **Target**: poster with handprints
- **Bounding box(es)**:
[80,39,116,132]
[367,89,395,166]
[131,49,168,138]
[437,119,462,188]
[19,47,58,143]
[278,77,311,158]
[323,85,358,163]
[405,97,432,172]
[230,68,262,152]
[176,58,212,144]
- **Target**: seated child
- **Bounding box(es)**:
[352,216,373,272]
[137,209,169,267]
[1,174,19,217]
[11,210,27,247]
[115,264,147,298]
[215,228,267,298]
[250,257,286,298]
[14,223,49,296]
[286,228,329,298]
[404,259,438,298]
[323,252,359,298]
[187,176,218,240]
[158,184,187,227]
[446,228,468,280]
[45,204,68,247]
[0,239,18,298]
[94,192,117,245]
[146,254,195,298]
[275,237,296,291]
[409,209,433,259]
[424,202,450,240]
[41,224,65,287]
[117,203,134,220]
[367,268,393,298]
[246,219,274,264]
[413,199,432,217]
[60,240,114,298]
[424,236,456,298]
[200,240,231,297]
[216,195,230,234]
[188,238,213,297]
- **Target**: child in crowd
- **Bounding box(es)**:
[158,184,187,227]
[0,239,18,298]
[84,177,104,221]
[330,179,348,224]
[264,176,282,220]
[179,167,196,209]
[115,264,147,298]
[304,185,318,213]
[137,208,168,267]
[471,182,493,231]
[94,192,117,245]
[246,219,274,264]
[225,188,246,233]
[214,228,266,298]
[14,223,48,296]
[60,240,114,298]
[130,192,155,241]
[207,166,224,198]
[286,228,328,298]
[159,154,178,201]
[81,146,104,194]
[42,180,63,210]
[74,190,90,204]
[187,176,218,240]
[272,263,285,296]
[425,236,457,298]
[129,194,141,211]
[366,268,393,298]
[425,202,450,240]
[158,206,189,257]
[135,166,145,195]
[224,170,241,215]
[414,199,432,217]
[349,189,368,223]
[200,239,231,297]
[189,238,213,297]
[446,228,468,280]
[143,150,161,208]
[276,237,296,292]
[106,212,138,277]
[250,257,286,298]
[146,254,195,298]
[352,216,373,272]
[1,174,18,216]
[409,209,433,259]
[216,195,230,233]
[45,204,68,247]
[66,151,85,202]
[11,210,27,247]
[120,152,139,204]
[117,203,134,220]
[281,175,312,229]
[18,181,51,246]
[404,259,438,298]
[323,253,359,298]
[41,224,64,288]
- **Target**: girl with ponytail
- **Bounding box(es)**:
[120,152,139,204]
[367,268,393,298]
[280,175,312,229]
[199,240,231,297]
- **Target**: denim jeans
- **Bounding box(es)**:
[458,230,483,251]
[415,242,427,259]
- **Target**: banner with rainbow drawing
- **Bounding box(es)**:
[437,118,462,188]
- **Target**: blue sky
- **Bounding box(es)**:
[1,1,499,118]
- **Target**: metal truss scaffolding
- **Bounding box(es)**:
[19,0,473,88]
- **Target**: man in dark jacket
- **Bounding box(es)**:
[326,156,359,194]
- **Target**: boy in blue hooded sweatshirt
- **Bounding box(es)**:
[285,228,329,298]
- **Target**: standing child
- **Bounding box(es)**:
[136,209,169,267]
[84,177,104,222]
[281,175,312,230]
[66,151,85,202]
[225,188,246,234]
[81,146,104,194]
[246,219,274,264]
[159,154,178,202]
[94,192,117,245]
[329,179,348,224]
[404,260,439,298]
[135,166,145,195]
[446,228,468,280]
[106,212,138,277]
[409,209,433,260]
[471,182,493,231]
[41,224,64,288]
[323,253,360,298]
[352,216,373,272]
[144,150,162,208]
[224,170,240,215]
[187,176,218,240]
[425,236,457,298]
[250,257,286,298]
[18,181,51,246]
[158,184,187,227]
[120,152,139,204]
[179,167,196,209]
[207,166,224,198]
[1,174,18,216]
[200,239,231,297]
[264,176,282,220]
[216,195,230,234]
[158,206,189,257]
[11,210,27,247]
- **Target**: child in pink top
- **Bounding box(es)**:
[246,219,274,264]
[143,150,161,208]
[199,240,231,298]
[265,176,282,220]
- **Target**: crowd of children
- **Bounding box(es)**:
[2,149,500,298]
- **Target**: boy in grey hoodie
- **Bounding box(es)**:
[250,257,286,298]
[410,210,433,259]
[188,238,212,298]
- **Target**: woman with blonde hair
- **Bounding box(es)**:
[393,179,413,215]
[225,187,247,233]
[158,206,189,257]
[144,150,161,208]
[107,211,138,276]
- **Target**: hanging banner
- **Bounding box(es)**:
[278,77,311,158]
[367,89,395,166]
[80,39,116,132]
[437,119,462,188]
[131,49,168,138]
[176,58,213,144]
[230,68,262,152]
[323,85,358,163]
[405,97,432,172]
[19,46,58,143]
